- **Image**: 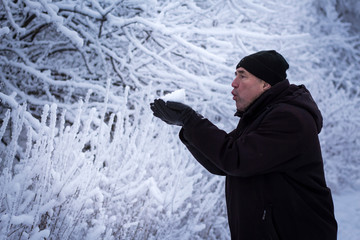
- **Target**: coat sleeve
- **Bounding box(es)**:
[179,128,226,176]
[181,105,317,177]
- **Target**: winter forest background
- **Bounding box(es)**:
[0,0,360,239]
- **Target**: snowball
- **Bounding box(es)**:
[161,89,186,103]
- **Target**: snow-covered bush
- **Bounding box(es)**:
[1,0,359,239]
[336,0,360,33]
[0,87,228,239]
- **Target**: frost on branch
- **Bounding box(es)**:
[0,0,360,239]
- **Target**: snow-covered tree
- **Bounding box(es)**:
[0,0,359,239]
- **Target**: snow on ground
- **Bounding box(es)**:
[334,190,360,240]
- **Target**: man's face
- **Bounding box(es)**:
[231,67,271,112]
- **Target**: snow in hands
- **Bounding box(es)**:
[161,89,187,103]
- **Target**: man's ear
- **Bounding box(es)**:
[263,81,271,90]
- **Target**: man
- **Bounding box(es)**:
[150,50,337,239]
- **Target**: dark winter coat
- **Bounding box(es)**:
[179,80,337,240]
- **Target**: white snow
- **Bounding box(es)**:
[0,27,10,36]
[29,228,50,240]
[334,190,360,240]
[0,0,359,239]
[10,214,34,226]
[161,89,187,103]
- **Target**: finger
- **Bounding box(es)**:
[152,100,167,114]
[154,99,166,105]
[150,104,157,113]
[151,106,164,118]
[151,103,172,123]
[152,111,162,119]
[153,99,164,109]
[157,102,174,119]
[154,99,171,117]
[166,101,186,111]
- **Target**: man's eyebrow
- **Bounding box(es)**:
[236,70,246,74]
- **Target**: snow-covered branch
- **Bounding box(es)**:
[0,0,359,239]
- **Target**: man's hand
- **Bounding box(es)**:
[150,99,195,126]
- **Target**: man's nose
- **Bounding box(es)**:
[231,78,237,88]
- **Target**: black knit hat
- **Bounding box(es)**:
[236,50,289,86]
